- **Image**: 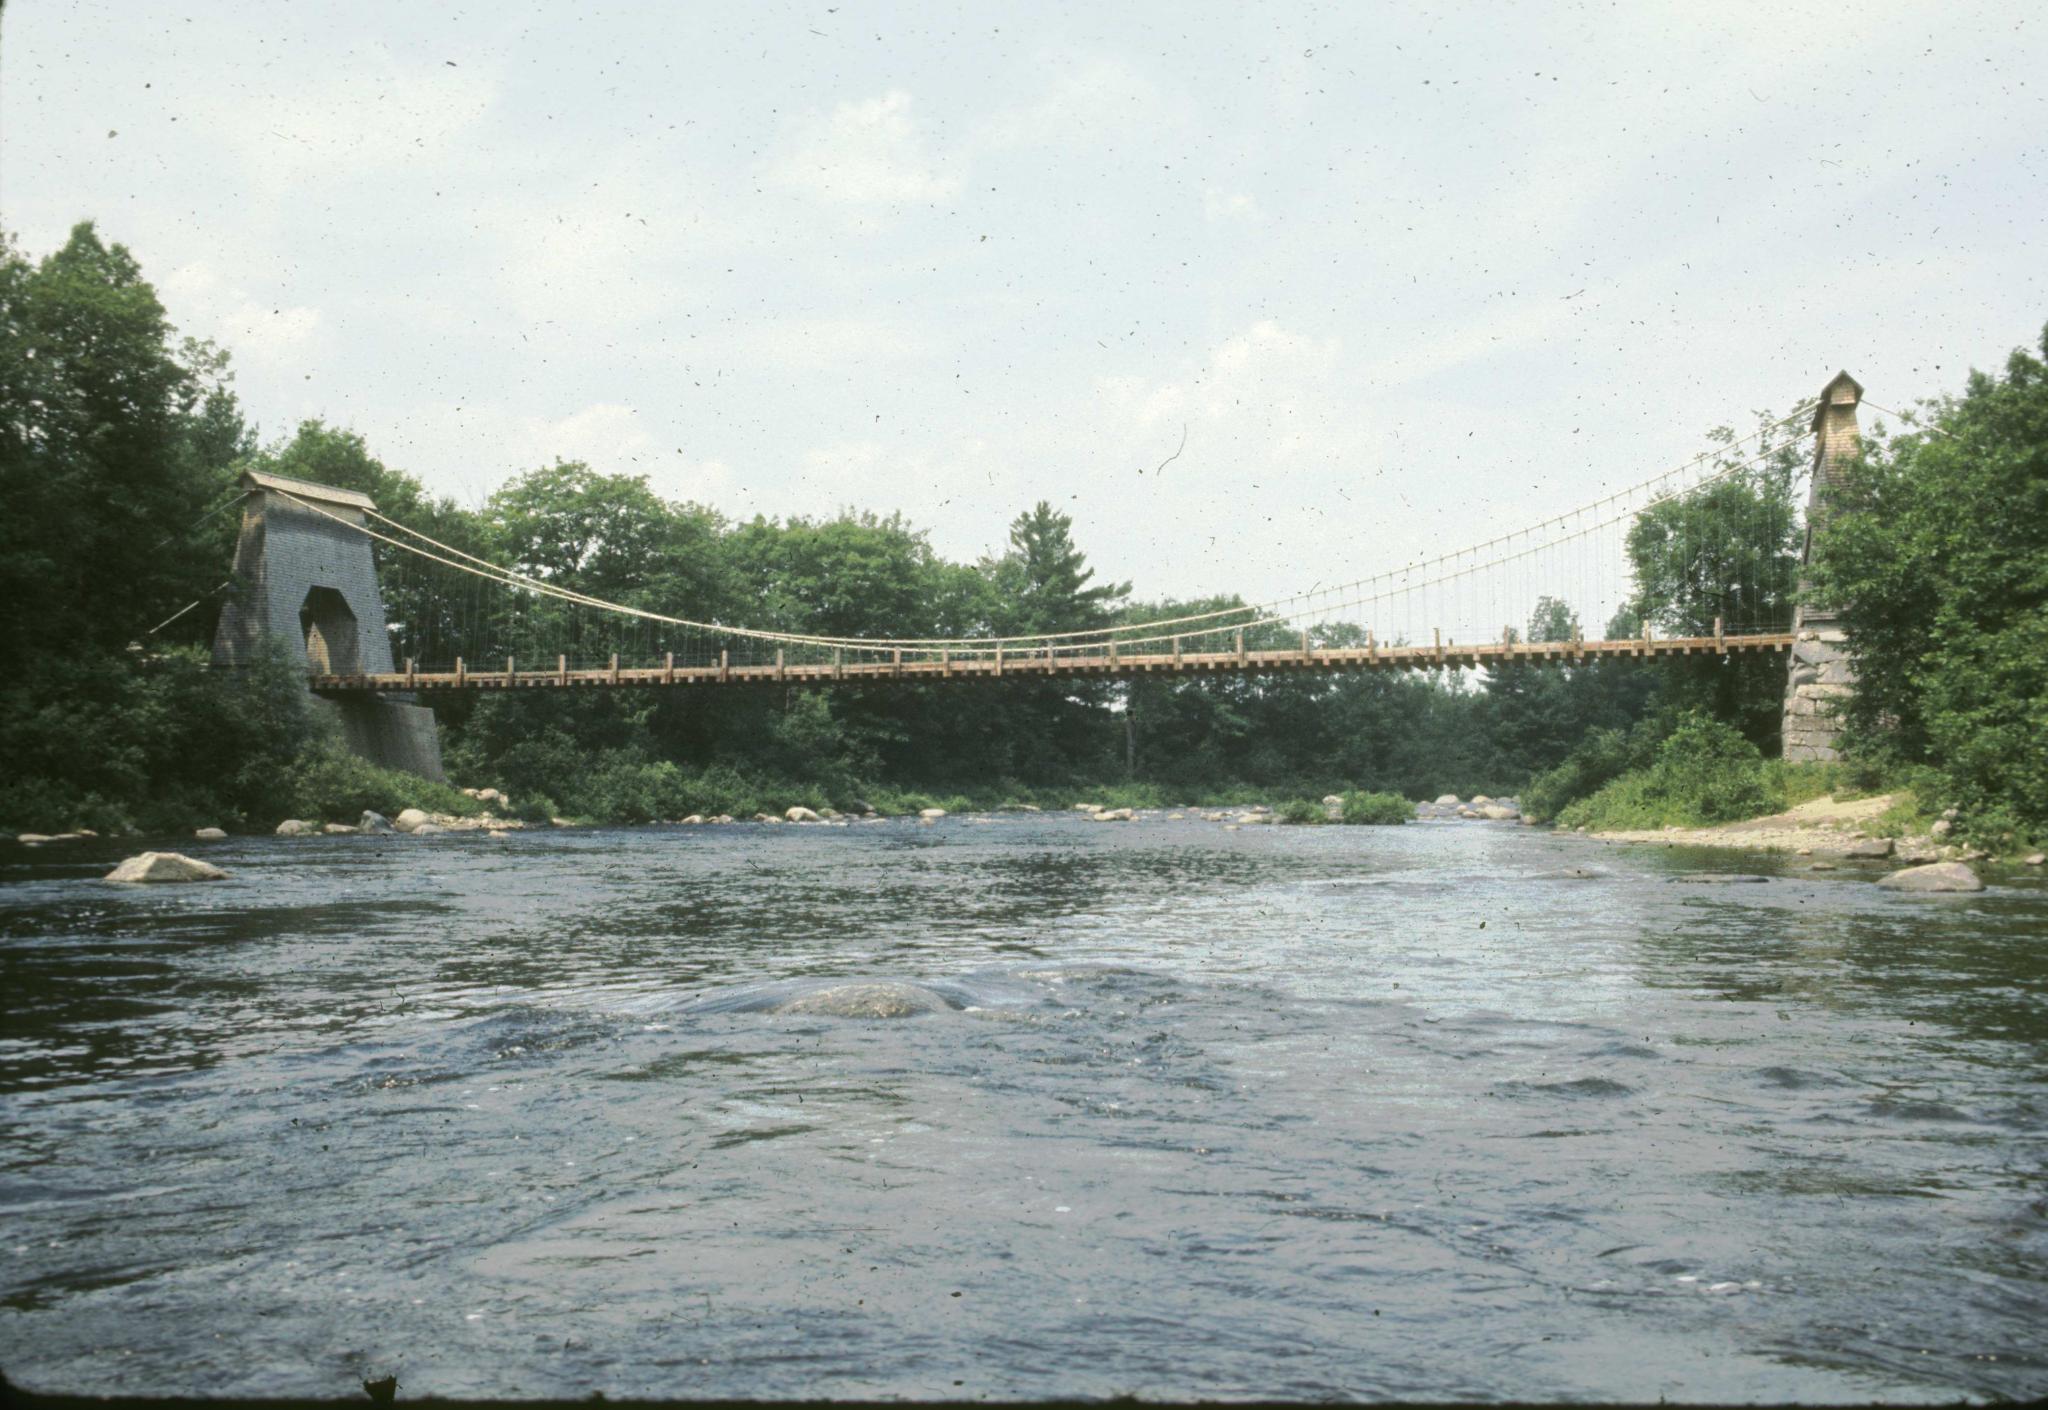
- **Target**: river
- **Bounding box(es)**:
[2,816,2044,1401]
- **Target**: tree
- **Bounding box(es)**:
[1812,326,2048,831]
[0,223,247,670]
[988,501,1130,635]
[1527,595,1579,643]
[1623,413,1805,745]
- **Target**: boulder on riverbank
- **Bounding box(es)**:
[1841,837,1893,859]
[919,807,947,820]
[274,819,316,837]
[786,806,822,823]
[104,851,226,884]
[1876,861,1984,893]
[359,811,396,835]
[393,808,431,833]
[194,827,227,841]
[1092,807,1136,822]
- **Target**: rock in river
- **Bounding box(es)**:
[773,982,951,1019]
[194,827,227,841]
[104,851,227,884]
[1876,861,1984,893]
[394,808,431,833]
[359,811,396,835]
[274,819,316,837]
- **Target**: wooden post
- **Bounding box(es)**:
[776,647,786,681]
[1367,629,1376,661]
[610,653,620,685]
[664,651,675,685]
[892,647,902,678]
[719,649,730,683]
[405,657,416,689]
[506,655,515,687]
[1434,628,1444,666]
[1640,620,1651,657]
[455,656,465,687]
[1714,616,1725,653]
[1300,628,1311,662]
[993,644,1003,678]
[940,648,950,678]
[1235,628,1246,665]
[1108,638,1118,667]
[1172,635,1182,667]
[558,653,568,686]
[834,647,843,680]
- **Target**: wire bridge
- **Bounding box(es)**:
[271,400,1831,696]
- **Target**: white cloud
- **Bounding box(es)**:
[1203,189,1263,223]
[737,317,944,370]
[512,402,655,468]
[193,54,497,185]
[767,91,957,206]
[160,261,322,371]
[981,54,1182,150]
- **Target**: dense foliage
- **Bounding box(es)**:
[14,220,1983,835]
[1811,328,2048,839]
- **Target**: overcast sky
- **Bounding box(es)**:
[4,1,2042,609]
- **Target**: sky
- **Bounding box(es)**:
[3,0,2042,611]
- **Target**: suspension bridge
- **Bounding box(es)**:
[207,373,1869,774]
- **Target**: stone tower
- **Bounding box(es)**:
[1781,372,1863,762]
[212,470,444,780]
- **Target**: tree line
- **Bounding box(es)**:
[7,221,2033,838]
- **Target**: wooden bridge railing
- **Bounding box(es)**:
[310,629,1796,695]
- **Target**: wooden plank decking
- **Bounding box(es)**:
[309,632,1796,695]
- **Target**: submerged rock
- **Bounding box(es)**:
[773,982,950,1019]
[1876,861,1984,893]
[104,851,226,884]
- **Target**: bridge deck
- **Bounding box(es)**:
[309,632,1795,694]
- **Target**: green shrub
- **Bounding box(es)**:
[285,744,479,823]
[1556,712,1776,831]
[1523,718,1665,822]
[1276,798,1327,825]
[1339,790,1413,825]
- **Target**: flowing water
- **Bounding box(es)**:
[1,816,2044,1402]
